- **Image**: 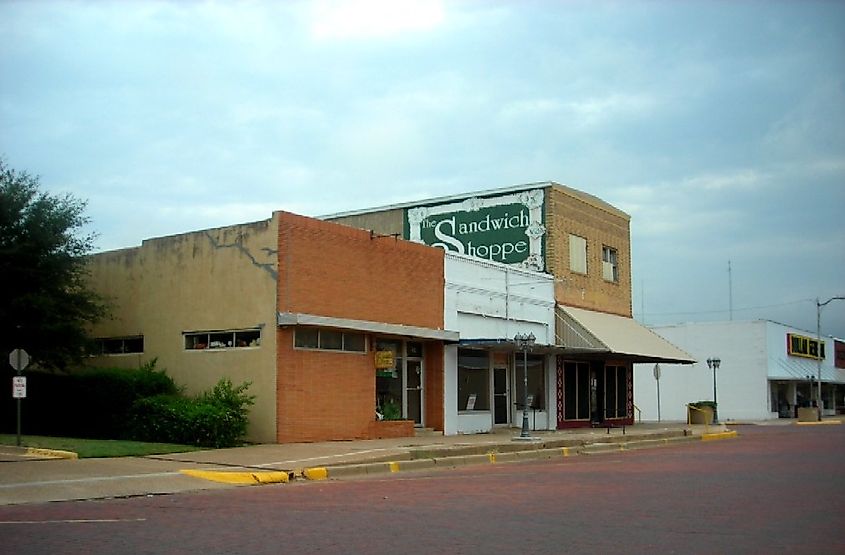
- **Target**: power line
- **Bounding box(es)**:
[641,298,816,318]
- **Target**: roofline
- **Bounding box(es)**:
[318,181,555,220]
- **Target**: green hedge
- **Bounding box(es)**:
[129,379,254,448]
[2,362,254,448]
[1,360,178,439]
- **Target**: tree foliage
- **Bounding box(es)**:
[0,159,106,370]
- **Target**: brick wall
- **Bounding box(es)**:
[545,186,633,317]
[277,211,444,328]
[274,211,446,442]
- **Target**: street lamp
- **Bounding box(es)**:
[816,296,844,419]
[514,332,536,438]
[706,357,721,423]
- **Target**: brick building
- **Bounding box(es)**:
[86,211,456,443]
[326,182,693,431]
[86,182,692,442]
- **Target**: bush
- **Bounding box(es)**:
[1,359,178,438]
[129,378,254,448]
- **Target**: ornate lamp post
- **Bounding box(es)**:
[514,332,536,438]
[706,357,721,424]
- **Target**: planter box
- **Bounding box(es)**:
[367,420,415,439]
[797,407,820,422]
[687,405,714,425]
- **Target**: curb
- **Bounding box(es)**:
[795,420,842,426]
[701,430,738,441]
[180,469,292,485]
[26,447,78,460]
[299,432,714,481]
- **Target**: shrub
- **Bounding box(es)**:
[129,378,254,448]
[1,359,178,438]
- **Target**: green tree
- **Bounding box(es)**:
[0,159,106,370]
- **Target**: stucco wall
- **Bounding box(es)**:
[633,321,770,421]
[86,218,279,443]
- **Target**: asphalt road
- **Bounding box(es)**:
[0,425,842,554]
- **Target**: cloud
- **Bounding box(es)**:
[309,0,445,41]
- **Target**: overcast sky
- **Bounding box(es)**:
[1,0,843,339]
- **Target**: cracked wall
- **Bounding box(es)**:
[85,217,279,443]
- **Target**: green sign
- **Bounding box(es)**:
[404,189,546,271]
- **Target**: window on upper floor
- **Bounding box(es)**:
[602,246,618,282]
[569,234,587,274]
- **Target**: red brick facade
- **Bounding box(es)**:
[275,212,447,443]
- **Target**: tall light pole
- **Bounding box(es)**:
[707,357,721,423]
[817,296,845,419]
[653,363,662,422]
[514,332,536,438]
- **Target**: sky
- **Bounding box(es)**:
[1,0,843,339]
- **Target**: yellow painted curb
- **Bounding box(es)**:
[26,447,78,459]
[561,447,570,457]
[302,467,328,481]
[388,462,400,473]
[701,430,738,441]
[796,420,841,426]
[180,469,290,485]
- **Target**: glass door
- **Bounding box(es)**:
[493,366,509,425]
[406,359,423,425]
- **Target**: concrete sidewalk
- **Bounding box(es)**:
[0,422,734,506]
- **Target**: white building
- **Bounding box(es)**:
[634,320,845,422]
[443,252,556,434]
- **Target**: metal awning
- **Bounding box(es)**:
[556,305,696,364]
[457,338,606,356]
[277,312,460,342]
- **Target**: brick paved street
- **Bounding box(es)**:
[0,425,842,554]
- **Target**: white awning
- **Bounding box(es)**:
[277,312,460,342]
[556,306,696,364]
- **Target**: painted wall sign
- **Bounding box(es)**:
[404,189,546,271]
[786,333,826,360]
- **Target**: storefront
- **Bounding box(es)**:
[556,306,695,428]
[634,320,845,422]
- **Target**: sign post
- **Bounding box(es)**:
[9,348,30,447]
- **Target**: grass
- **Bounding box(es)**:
[0,434,205,458]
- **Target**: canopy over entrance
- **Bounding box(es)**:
[555,305,696,364]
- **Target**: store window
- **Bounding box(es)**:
[602,246,618,282]
[93,336,144,355]
[604,364,627,418]
[376,340,403,420]
[458,349,490,411]
[563,361,591,420]
[569,234,587,274]
[184,329,261,350]
[293,328,366,352]
[514,354,545,410]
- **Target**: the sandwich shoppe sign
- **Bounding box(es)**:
[403,189,546,271]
